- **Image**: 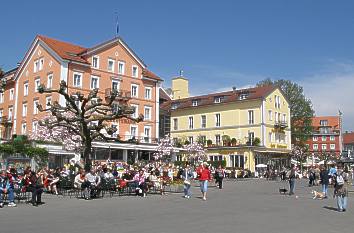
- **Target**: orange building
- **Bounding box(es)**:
[1,35,162,165]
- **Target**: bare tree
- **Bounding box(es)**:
[36,80,143,168]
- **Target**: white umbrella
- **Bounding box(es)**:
[256,164,267,168]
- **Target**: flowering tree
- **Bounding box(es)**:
[153,136,174,161]
[36,80,143,167]
[28,114,81,151]
[291,144,309,171]
[183,142,207,162]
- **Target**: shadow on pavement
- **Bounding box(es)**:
[323,206,339,212]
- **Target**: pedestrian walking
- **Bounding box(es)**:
[288,164,296,196]
[333,167,348,212]
[320,166,329,198]
[197,162,212,201]
[215,165,225,189]
[182,162,193,199]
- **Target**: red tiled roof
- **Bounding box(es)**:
[142,69,162,81]
[38,35,89,64]
[160,100,172,112]
[159,88,171,101]
[343,132,354,144]
[171,85,276,110]
[311,116,340,129]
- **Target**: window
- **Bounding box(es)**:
[173,118,178,130]
[248,110,254,124]
[132,65,138,78]
[268,110,273,121]
[9,88,14,100]
[108,59,115,72]
[33,100,39,114]
[90,76,99,89]
[282,114,287,123]
[0,93,3,103]
[144,87,152,100]
[118,61,125,75]
[320,120,328,126]
[35,78,40,92]
[34,60,39,72]
[188,136,193,144]
[330,135,335,141]
[8,107,13,120]
[39,58,44,71]
[112,80,120,90]
[46,96,52,108]
[274,95,281,108]
[144,126,151,143]
[192,100,198,106]
[200,136,206,145]
[215,134,221,145]
[269,132,273,142]
[214,96,223,103]
[32,121,38,132]
[313,136,318,141]
[239,93,248,100]
[130,125,137,138]
[322,144,327,150]
[189,116,194,129]
[215,113,221,127]
[22,103,27,117]
[21,123,27,135]
[92,56,99,69]
[131,104,139,118]
[171,103,179,110]
[24,82,29,96]
[73,72,82,87]
[47,74,53,88]
[330,144,335,150]
[322,136,326,141]
[144,106,152,121]
[201,115,206,128]
[131,84,138,98]
[313,144,318,150]
[277,96,281,108]
[248,132,255,145]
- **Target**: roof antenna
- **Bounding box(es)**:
[115,12,119,38]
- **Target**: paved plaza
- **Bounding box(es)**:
[0,179,352,233]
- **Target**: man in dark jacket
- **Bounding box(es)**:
[288,165,296,195]
[320,166,329,198]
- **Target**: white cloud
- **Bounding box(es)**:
[300,61,354,131]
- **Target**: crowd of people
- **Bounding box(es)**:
[0,160,227,208]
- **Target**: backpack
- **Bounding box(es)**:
[336,174,344,186]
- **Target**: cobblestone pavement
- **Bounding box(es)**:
[0,179,353,233]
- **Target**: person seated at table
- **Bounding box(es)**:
[85,169,101,198]
[29,170,44,206]
[148,170,163,194]
[103,168,114,180]
[133,170,148,197]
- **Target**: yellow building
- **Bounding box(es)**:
[170,76,291,172]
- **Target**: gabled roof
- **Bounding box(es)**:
[311,116,340,128]
[343,132,354,144]
[171,85,276,110]
[38,35,88,64]
[142,69,162,81]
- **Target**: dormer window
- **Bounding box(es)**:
[171,103,179,110]
[214,96,223,103]
[239,93,249,100]
[192,100,199,106]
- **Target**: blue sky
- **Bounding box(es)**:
[1,0,354,130]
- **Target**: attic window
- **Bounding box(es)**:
[214,96,223,103]
[192,100,199,106]
[171,103,179,110]
[239,93,249,100]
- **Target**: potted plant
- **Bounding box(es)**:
[207,139,213,147]
[231,138,237,146]
[222,135,231,146]
[253,137,261,146]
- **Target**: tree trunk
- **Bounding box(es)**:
[83,139,92,172]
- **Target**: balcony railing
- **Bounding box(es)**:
[274,120,288,129]
[105,88,131,100]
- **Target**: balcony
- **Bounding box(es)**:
[0,116,13,125]
[105,88,131,100]
[274,120,288,129]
